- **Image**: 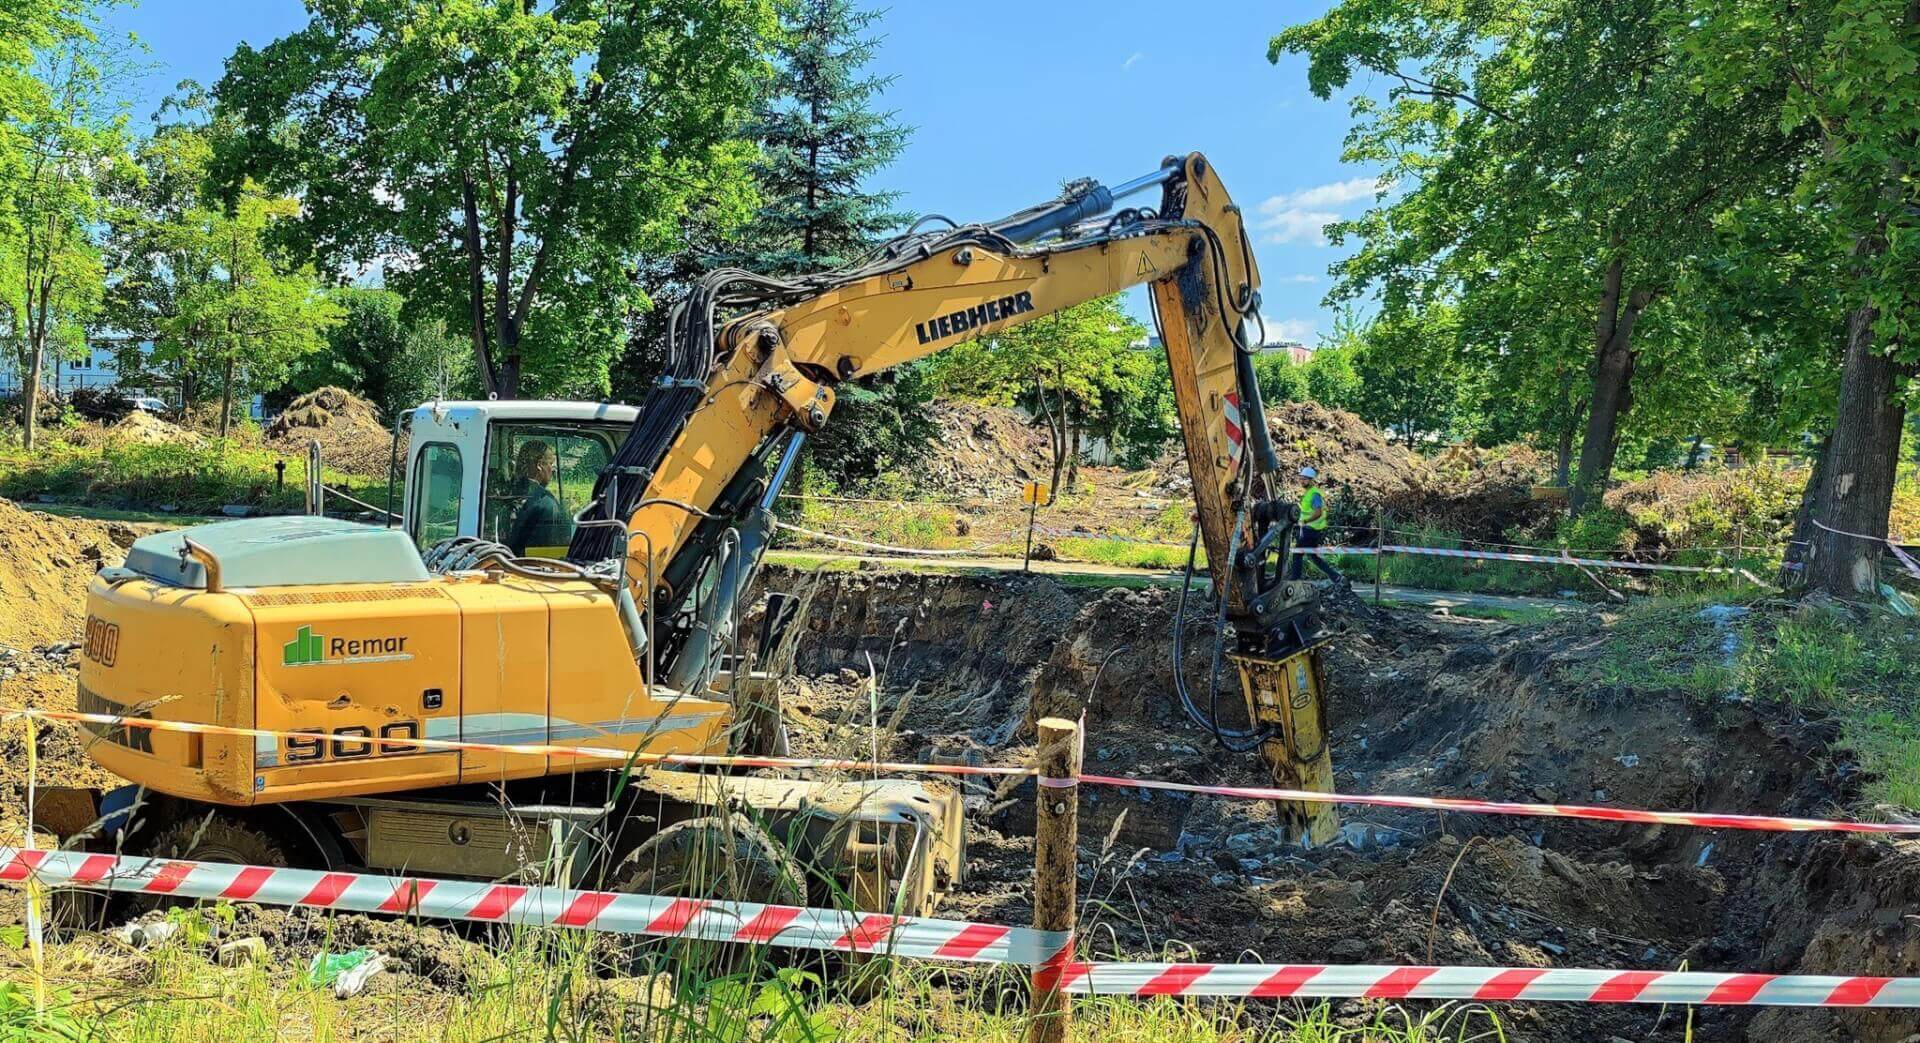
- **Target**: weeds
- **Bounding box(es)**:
[0,912,1512,1043]
[0,436,391,516]
[1567,593,1920,812]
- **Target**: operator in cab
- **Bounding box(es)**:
[1289,465,1331,579]
[505,440,572,556]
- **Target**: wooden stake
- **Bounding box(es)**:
[1029,717,1081,1043]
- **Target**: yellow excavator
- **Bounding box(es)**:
[46,152,1337,915]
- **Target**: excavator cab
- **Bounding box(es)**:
[399,401,638,555]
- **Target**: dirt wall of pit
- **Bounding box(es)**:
[748,564,1920,1042]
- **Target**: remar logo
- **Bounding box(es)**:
[282,625,411,667]
[284,625,324,666]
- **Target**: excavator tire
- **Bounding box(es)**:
[614,816,805,905]
[126,815,288,916]
[608,816,807,973]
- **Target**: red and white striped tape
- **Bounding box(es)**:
[1049,961,1920,1006]
[17,708,1026,779]
[1299,543,1748,576]
[0,847,1063,965]
[7,847,1918,1007]
[20,709,1918,835]
[1079,773,1920,835]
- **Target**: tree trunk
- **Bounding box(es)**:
[1784,429,1831,581]
[1034,376,1067,502]
[23,272,52,451]
[23,340,45,451]
[1570,255,1653,514]
[219,350,236,441]
[1552,370,1587,489]
[1802,302,1910,597]
[1067,422,1082,491]
[460,174,497,396]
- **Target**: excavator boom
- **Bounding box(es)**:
[577,151,1336,840]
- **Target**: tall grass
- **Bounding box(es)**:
[1567,593,1920,811]
[0,908,1509,1043]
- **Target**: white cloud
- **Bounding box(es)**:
[1276,273,1320,284]
[1122,51,1144,71]
[1261,315,1317,344]
[1255,176,1390,245]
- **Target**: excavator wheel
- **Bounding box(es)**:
[125,815,288,917]
[614,816,805,905]
[607,816,806,973]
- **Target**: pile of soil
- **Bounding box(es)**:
[1153,400,1418,504]
[107,411,205,447]
[1404,442,1556,539]
[0,498,128,650]
[1152,402,1551,538]
[0,499,131,840]
[744,564,1920,1042]
[907,401,1053,498]
[266,386,392,477]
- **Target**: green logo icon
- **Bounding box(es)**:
[283,626,325,666]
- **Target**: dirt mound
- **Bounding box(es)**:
[1150,402,1550,537]
[1401,442,1556,539]
[908,401,1053,498]
[1154,400,1418,503]
[107,411,205,447]
[266,386,392,476]
[0,498,126,651]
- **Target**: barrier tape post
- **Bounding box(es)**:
[1031,717,1081,1043]
[1374,507,1385,609]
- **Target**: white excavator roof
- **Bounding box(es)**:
[406,400,640,425]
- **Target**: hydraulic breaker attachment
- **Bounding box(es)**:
[1234,644,1338,845]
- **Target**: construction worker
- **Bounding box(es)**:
[1289,465,1331,580]
[505,440,571,555]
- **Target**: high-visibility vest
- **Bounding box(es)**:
[1299,485,1329,530]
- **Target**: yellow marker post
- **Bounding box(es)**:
[1021,481,1048,573]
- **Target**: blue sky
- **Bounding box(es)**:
[102,1,1373,345]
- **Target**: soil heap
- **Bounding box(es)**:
[266,386,393,477]
[1152,401,1551,538]
[0,498,127,650]
[107,411,205,447]
[907,401,1053,498]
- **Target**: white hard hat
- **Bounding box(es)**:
[1299,466,1318,479]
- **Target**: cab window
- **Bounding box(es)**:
[483,423,620,557]
[409,443,464,551]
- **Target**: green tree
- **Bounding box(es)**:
[1275,0,1805,512]
[161,181,343,437]
[282,286,404,408]
[926,295,1147,493]
[727,0,909,273]
[0,26,130,448]
[214,0,777,400]
[102,83,222,409]
[718,0,921,490]
[1349,305,1478,446]
[1680,0,1919,596]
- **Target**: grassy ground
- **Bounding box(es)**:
[0,434,392,517]
[0,908,1508,1043]
[1564,591,1920,810]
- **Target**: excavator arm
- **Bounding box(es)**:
[573,152,1337,841]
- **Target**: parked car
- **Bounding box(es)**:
[130,396,170,414]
